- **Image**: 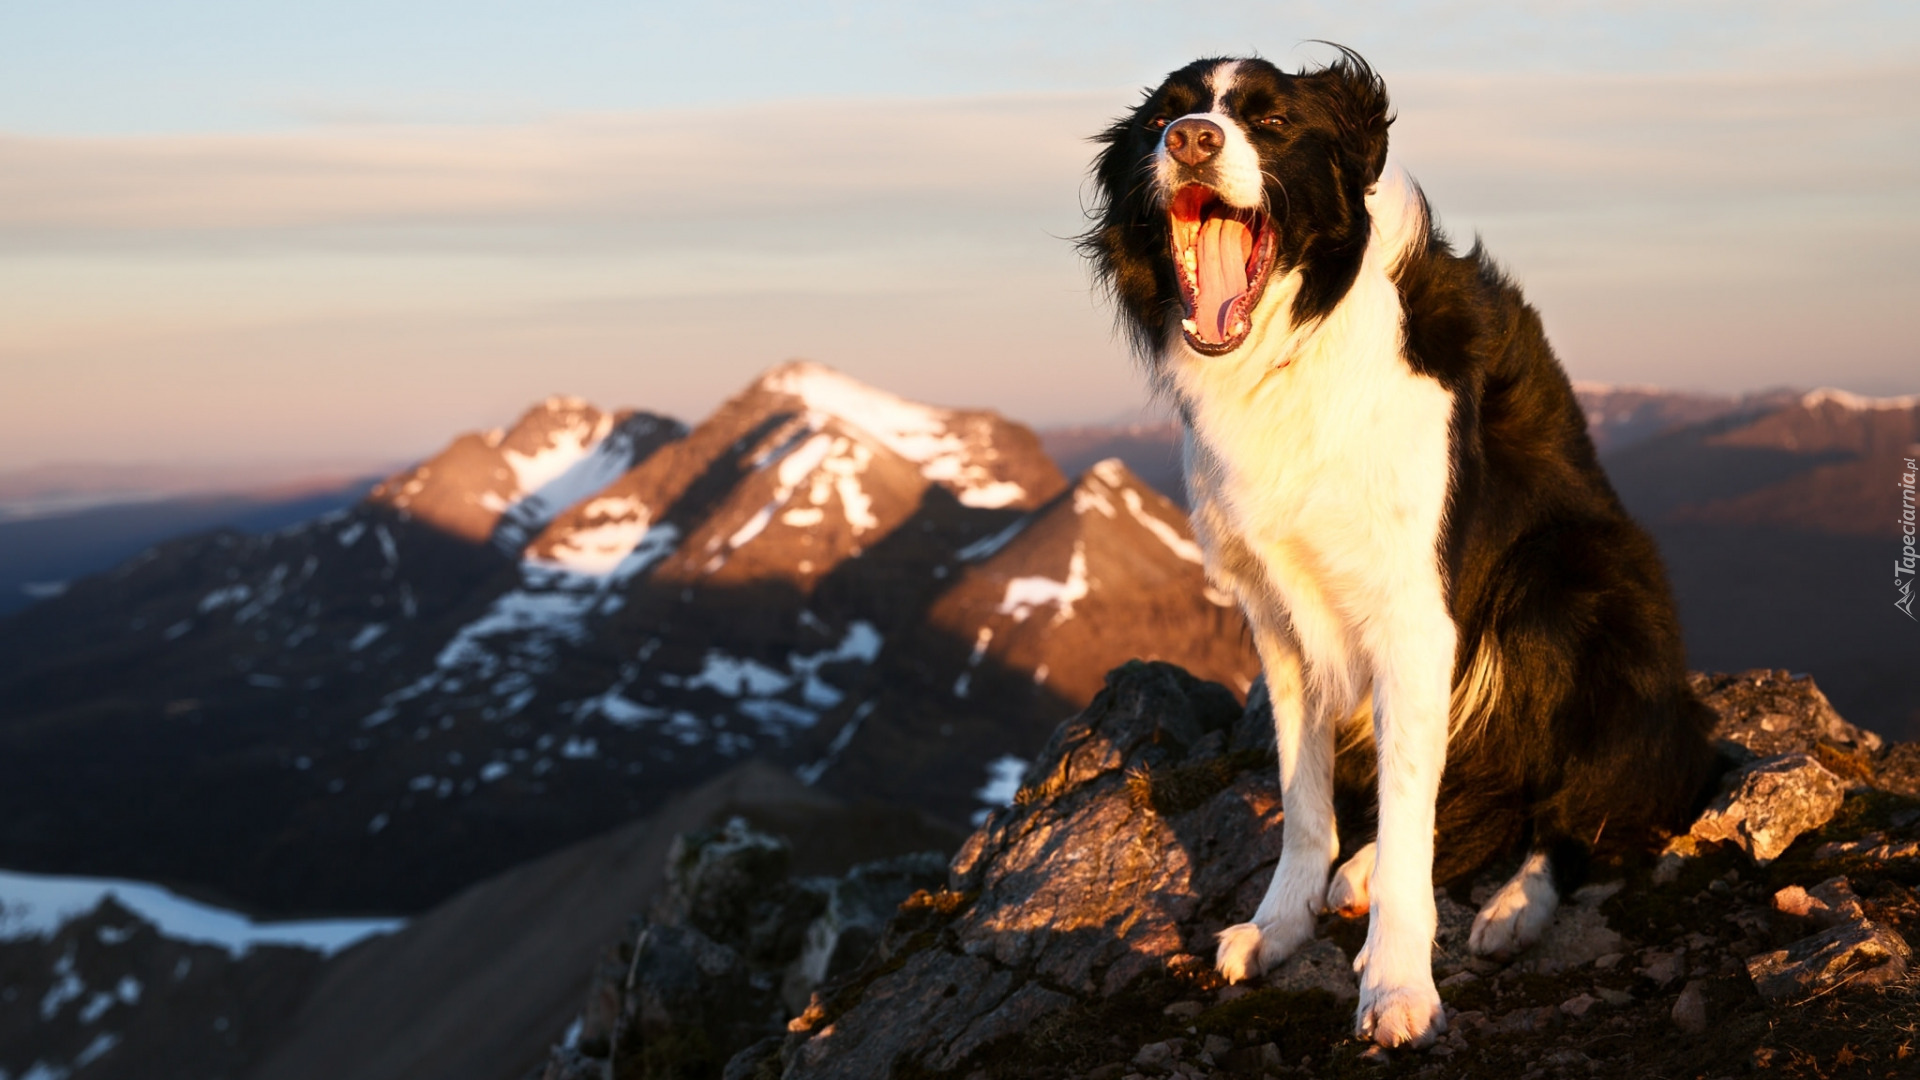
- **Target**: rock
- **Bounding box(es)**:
[1200,1033,1234,1059]
[1671,980,1708,1034]
[1690,753,1845,865]
[576,946,628,1057]
[1811,833,1920,862]
[1510,894,1624,976]
[1772,876,1866,928]
[540,1045,607,1080]
[1638,949,1687,989]
[785,663,1275,1077]
[1264,937,1359,1000]
[784,850,948,1011]
[721,1035,784,1080]
[1162,1000,1204,1020]
[1133,1040,1177,1069]
[614,923,765,1060]
[1560,993,1600,1018]
[1692,670,1882,758]
[1745,920,1912,1002]
[656,817,799,946]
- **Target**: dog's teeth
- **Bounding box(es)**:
[1232,320,1247,335]
[1182,319,1199,334]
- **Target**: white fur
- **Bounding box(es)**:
[1184,167,1453,1049]
[1449,636,1502,742]
[1154,61,1265,211]
[1469,850,1560,958]
[1327,840,1376,916]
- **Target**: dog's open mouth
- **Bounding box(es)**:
[1169,185,1277,354]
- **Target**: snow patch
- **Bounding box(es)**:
[534,498,671,577]
[502,406,614,499]
[998,540,1090,624]
[1802,387,1920,411]
[0,870,401,956]
[197,584,251,613]
[762,362,1027,508]
[971,755,1030,825]
[1120,486,1204,564]
[687,654,794,697]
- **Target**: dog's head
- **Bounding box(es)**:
[1082,48,1393,362]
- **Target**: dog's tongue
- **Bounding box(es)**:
[1195,213,1253,343]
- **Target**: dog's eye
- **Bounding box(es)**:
[1258,115,1287,128]
[1147,116,1170,130]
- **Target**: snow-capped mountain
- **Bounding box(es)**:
[0,364,1245,916]
[810,458,1259,821]
[368,397,685,550]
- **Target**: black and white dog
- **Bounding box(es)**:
[1082,50,1717,1048]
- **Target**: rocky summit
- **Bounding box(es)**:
[535,664,1920,1080]
[0,363,1251,915]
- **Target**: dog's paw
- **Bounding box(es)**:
[1355,978,1445,1049]
[1326,842,1375,918]
[1215,919,1314,983]
[1468,866,1559,959]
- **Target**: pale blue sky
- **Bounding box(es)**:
[2,2,1916,466]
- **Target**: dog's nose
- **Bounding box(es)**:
[1165,117,1224,167]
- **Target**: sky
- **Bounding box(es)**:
[2,1,1916,469]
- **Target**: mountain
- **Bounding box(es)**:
[0,479,382,617]
[241,761,959,1080]
[1604,388,1920,740]
[812,459,1256,822]
[0,364,1251,917]
[0,869,397,1080]
[1037,385,1920,741]
[1040,421,1185,506]
[1568,383,1794,454]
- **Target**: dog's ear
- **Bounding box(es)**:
[1306,45,1392,185]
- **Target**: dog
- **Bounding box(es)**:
[1080,48,1717,1048]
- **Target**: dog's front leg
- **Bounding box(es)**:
[1216,627,1337,982]
[1351,612,1453,1048]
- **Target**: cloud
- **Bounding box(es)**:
[0,64,1915,466]
[0,94,1115,235]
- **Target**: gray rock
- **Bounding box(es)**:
[721,1035,783,1080]
[538,1045,606,1080]
[1691,752,1845,865]
[656,817,795,944]
[789,663,1276,1077]
[1670,980,1708,1034]
[786,851,948,1010]
[1264,938,1359,1000]
[1510,889,1625,976]
[1745,920,1912,1002]
[1692,670,1882,758]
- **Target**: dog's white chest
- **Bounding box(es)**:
[1174,283,1456,691]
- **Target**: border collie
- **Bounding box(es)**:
[1081,49,1716,1048]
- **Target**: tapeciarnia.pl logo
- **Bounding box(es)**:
[1899,455,1917,620]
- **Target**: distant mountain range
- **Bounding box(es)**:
[2,368,1914,923]
[0,364,1255,916]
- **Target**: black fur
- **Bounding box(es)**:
[1083,50,1718,888]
